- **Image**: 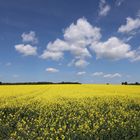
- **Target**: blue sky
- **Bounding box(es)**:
[0,0,140,83]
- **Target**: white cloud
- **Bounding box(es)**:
[92,72,122,79]
[40,38,92,61]
[39,17,140,65]
[92,72,104,76]
[40,50,63,61]
[40,18,101,67]
[15,44,37,56]
[123,36,133,42]
[103,73,122,78]
[70,45,91,59]
[40,39,70,60]
[47,39,70,52]
[67,59,76,67]
[98,0,111,17]
[64,18,101,42]
[118,17,140,33]
[74,59,89,68]
[77,71,86,76]
[46,68,59,73]
[91,37,135,60]
[115,0,125,6]
[132,55,140,61]
[68,59,89,68]
[21,31,38,44]
[131,47,140,61]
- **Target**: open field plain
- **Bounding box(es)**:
[0,84,140,140]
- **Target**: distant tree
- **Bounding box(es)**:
[135,82,139,85]
[124,81,128,85]
[122,82,127,85]
[0,81,2,85]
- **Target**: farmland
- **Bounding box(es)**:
[0,84,140,140]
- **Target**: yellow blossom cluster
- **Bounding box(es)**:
[0,84,140,139]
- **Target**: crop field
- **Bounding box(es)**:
[0,84,140,140]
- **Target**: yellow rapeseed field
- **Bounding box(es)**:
[0,84,140,139]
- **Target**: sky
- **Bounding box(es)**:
[0,0,140,83]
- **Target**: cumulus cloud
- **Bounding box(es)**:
[91,37,135,60]
[118,17,140,33]
[40,17,140,65]
[21,31,38,44]
[47,39,70,52]
[15,44,37,56]
[46,67,59,73]
[40,18,101,67]
[98,0,111,17]
[92,72,104,76]
[40,50,63,61]
[103,73,122,78]
[40,39,68,60]
[74,59,89,68]
[64,18,101,42]
[68,59,89,68]
[77,71,86,76]
[131,47,140,61]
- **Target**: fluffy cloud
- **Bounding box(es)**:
[131,47,140,61]
[41,39,68,60]
[64,18,101,42]
[41,18,101,67]
[46,68,59,73]
[13,17,139,68]
[118,17,140,33]
[77,71,86,76]
[91,37,135,60]
[21,31,38,44]
[47,39,70,52]
[74,59,89,68]
[70,46,91,59]
[98,0,111,17]
[40,50,63,61]
[103,73,122,78]
[68,59,89,68]
[40,17,140,66]
[15,44,37,56]
[92,72,104,76]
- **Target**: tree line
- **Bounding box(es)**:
[0,81,81,85]
[121,82,140,85]
[0,81,139,85]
